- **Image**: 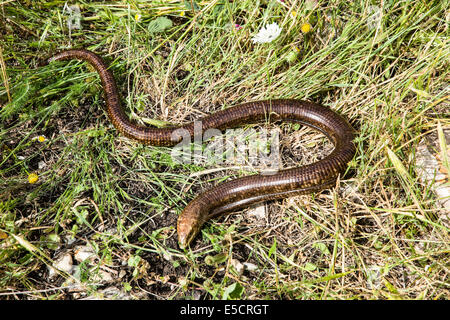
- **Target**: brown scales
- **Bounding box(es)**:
[47,49,356,248]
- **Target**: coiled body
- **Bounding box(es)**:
[48,49,356,248]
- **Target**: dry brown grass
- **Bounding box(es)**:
[0,0,448,300]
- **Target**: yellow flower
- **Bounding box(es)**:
[135,13,142,22]
[301,22,312,33]
[290,10,297,18]
[33,135,46,142]
[28,173,39,184]
[179,11,185,17]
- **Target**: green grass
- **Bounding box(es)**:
[0,0,449,299]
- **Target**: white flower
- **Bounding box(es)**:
[251,22,282,44]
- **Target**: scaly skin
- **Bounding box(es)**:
[47,49,356,248]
